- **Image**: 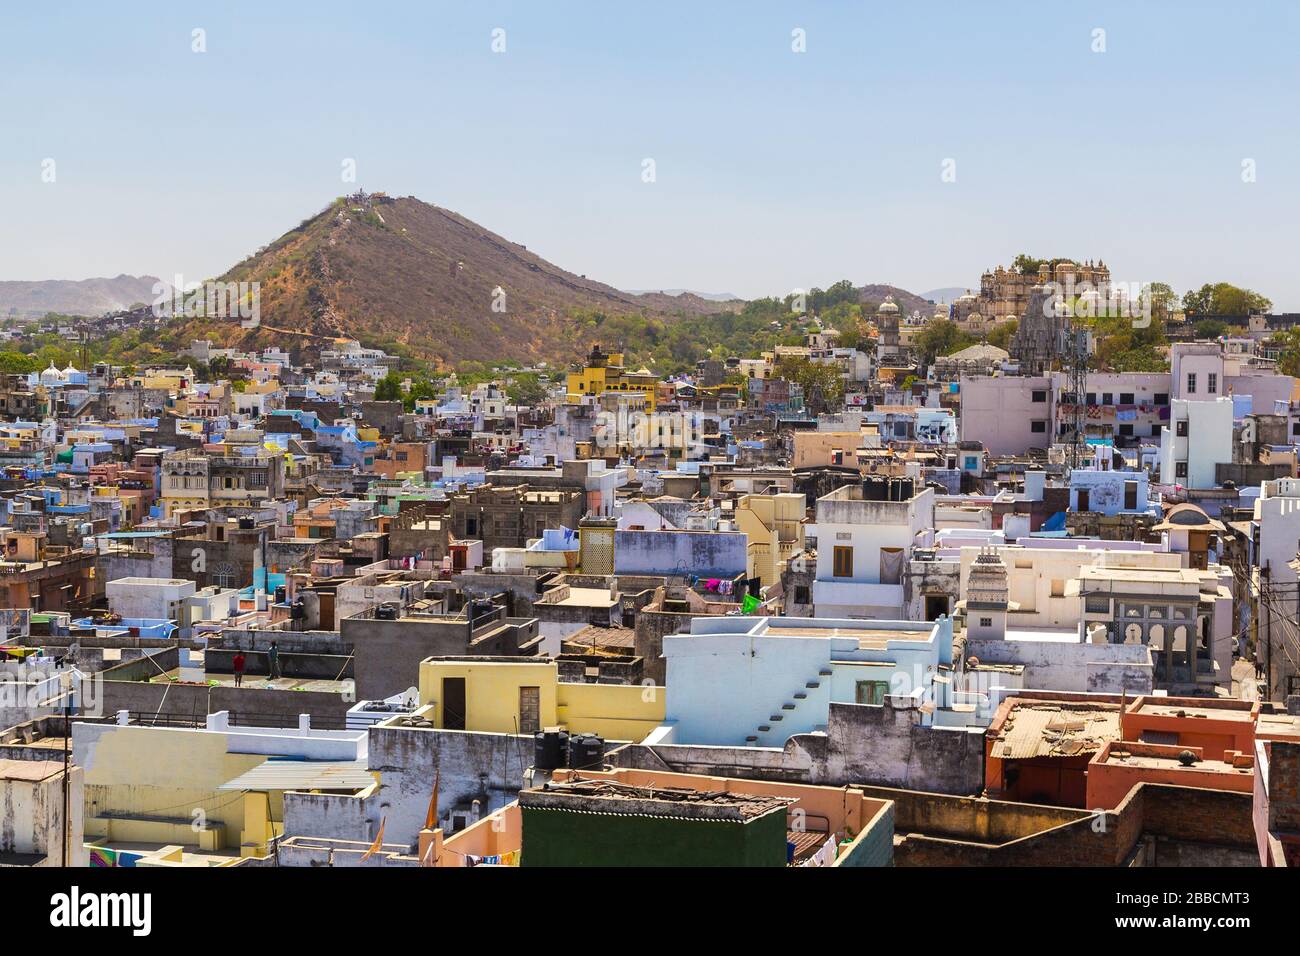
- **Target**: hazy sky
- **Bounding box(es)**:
[3,1,1299,307]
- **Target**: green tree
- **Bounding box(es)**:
[1194,319,1228,339]
[1272,328,1300,378]
[374,371,403,402]
[1012,254,1047,276]
[1183,282,1271,316]
[1142,282,1178,322]
[506,372,549,406]
[0,352,40,374]
[774,356,844,408]
[986,319,1018,351]
[914,318,977,364]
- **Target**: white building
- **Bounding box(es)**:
[105,577,196,624]
[1254,478,1300,698]
[809,477,934,618]
[1159,397,1234,488]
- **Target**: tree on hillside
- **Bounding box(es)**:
[0,352,40,374]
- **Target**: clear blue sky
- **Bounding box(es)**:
[3,1,1298,307]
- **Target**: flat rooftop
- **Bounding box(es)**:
[1130,701,1254,723]
[156,670,352,693]
[1078,566,1204,585]
[764,624,908,650]
[1257,712,1300,740]
[550,587,618,608]
[0,758,64,782]
[519,779,793,821]
[1097,748,1252,775]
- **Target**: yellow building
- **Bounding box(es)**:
[734,492,806,588]
[418,657,665,742]
[566,345,659,411]
[75,717,374,866]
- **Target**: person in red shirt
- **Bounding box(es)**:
[233,651,246,687]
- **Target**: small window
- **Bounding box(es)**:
[1031,420,1047,433]
[1102,392,1114,405]
[1119,424,1134,436]
[1085,595,1110,614]
[980,617,993,628]
[1187,373,1197,394]
[833,546,853,578]
[1154,393,1169,405]
[1176,420,1189,437]
[1086,393,1097,405]
[855,681,888,706]
[1175,462,1188,479]
[1208,373,1218,394]
[1031,390,1047,403]
[1119,393,1134,404]
[1050,580,1065,597]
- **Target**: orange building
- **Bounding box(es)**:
[1119,696,1258,761]
[1086,740,1254,810]
[985,695,1120,807]
[372,441,429,480]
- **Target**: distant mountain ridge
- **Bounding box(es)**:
[169,194,735,366]
[50,195,938,367]
[858,284,935,316]
[624,288,742,302]
[919,287,969,306]
[0,274,161,319]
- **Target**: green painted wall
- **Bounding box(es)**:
[837,804,895,867]
[520,805,788,867]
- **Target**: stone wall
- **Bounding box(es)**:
[868,781,1255,867]
[966,638,1153,695]
[807,699,986,794]
[365,724,534,849]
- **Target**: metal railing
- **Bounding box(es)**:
[121,709,348,731]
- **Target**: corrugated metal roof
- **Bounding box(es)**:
[218,759,375,792]
[990,705,1119,761]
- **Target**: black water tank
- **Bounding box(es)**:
[567,733,605,770]
[374,603,397,620]
[533,730,568,771]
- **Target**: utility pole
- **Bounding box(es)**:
[60,670,73,867]
[1262,565,1273,701]
[1062,323,1090,472]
